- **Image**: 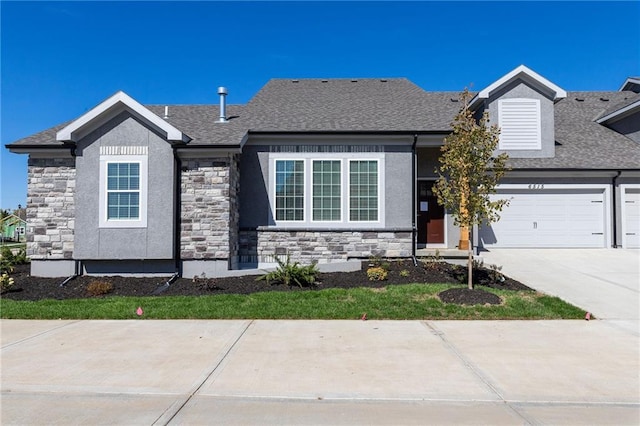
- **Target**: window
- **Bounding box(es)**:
[312,160,341,221]
[107,163,140,220]
[275,160,304,221]
[349,160,378,221]
[272,156,383,227]
[498,98,541,150]
[99,151,148,228]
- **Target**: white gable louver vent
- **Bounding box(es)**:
[498,98,541,150]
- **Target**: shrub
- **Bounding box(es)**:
[257,255,319,288]
[0,246,28,274]
[367,266,388,281]
[399,269,410,278]
[86,280,114,297]
[0,272,14,292]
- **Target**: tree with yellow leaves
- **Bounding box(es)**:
[433,89,510,289]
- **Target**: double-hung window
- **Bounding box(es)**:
[99,149,148,228]
[273,156,382,227]
[107,162,140,220]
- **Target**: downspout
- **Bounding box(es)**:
[173,148,183,276]
[60,144,81,287]
[612,170,622,248]
[411,134,418,266]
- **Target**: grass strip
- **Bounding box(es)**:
[0,283,585,320]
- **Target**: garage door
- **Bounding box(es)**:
[479,189,607,248]
[623,189,639,248]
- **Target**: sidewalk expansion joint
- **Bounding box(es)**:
[152,320,254,426]
[422,321,536,426]
[1,320,82,350]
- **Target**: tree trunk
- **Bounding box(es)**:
[467,247,473,290]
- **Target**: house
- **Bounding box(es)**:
[0,214,27,243]
[6,65,640,278]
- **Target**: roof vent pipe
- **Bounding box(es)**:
[217,86,228,123]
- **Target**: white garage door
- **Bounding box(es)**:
[623,189,639,248]
[479,189,607,248]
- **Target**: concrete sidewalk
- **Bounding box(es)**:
[2,319,638,425]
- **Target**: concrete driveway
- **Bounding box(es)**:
[480,249,640,324]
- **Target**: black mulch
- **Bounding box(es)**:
[1,260,532,305]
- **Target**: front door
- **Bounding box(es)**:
[417,181,445,245]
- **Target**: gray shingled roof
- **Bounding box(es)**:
[243,78,459,132]
[509,91,640,169]
[6,80,640,171]
[595,92,640,121]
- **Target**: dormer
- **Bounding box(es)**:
[470,65,566,158]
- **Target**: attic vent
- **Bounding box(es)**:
[450,98,459,102]
[351,79,358,82]
[600,97,609,101]
[291,79,299,83]
[498,98,541,150]
[380,79,388,82]
[321,79,328,83]
[575,97,585,102]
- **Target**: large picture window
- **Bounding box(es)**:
[272,155,383,227]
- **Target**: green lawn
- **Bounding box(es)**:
[0,283,586,320]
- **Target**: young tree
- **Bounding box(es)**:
[433,89,510,289]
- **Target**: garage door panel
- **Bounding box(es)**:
[624,190,639,248]
[479,189,606,248]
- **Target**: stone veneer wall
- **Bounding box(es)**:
[26,157,76,260]
[239,230,412,264]
[180,156,239,262]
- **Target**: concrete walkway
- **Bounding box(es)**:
[2,319,638,425]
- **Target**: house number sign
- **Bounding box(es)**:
[528,184,545,190]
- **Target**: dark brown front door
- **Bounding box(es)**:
[417,181,445,244]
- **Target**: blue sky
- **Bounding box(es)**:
[1,1,639,210]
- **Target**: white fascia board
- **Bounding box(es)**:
[596,99,640,124]
[476,65,567,102]
[619,77,640,91]
[56,91,189,143]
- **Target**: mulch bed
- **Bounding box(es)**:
[1,260,532,305]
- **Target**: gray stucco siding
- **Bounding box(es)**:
[74,112,175,260]
[485,81,556,158]
[608,114,640,144]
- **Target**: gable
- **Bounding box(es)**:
[56,91,191,144]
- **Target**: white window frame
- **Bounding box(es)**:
[99,154,148,228]
[270,153,384,228]
[498,98,542,150]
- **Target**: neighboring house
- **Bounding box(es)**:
[1,214,27,243]
[6,65,640,278]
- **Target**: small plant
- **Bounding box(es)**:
[1,246,28,274]
[86,280,114,297]
[399,269,410,278]
[367,266,388,281]
[368,255,383,267]
[423,249,442,270]
[257,255,319,288]
[0,272,15,292]
[488,263,505,282]
[380,261,391,271]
